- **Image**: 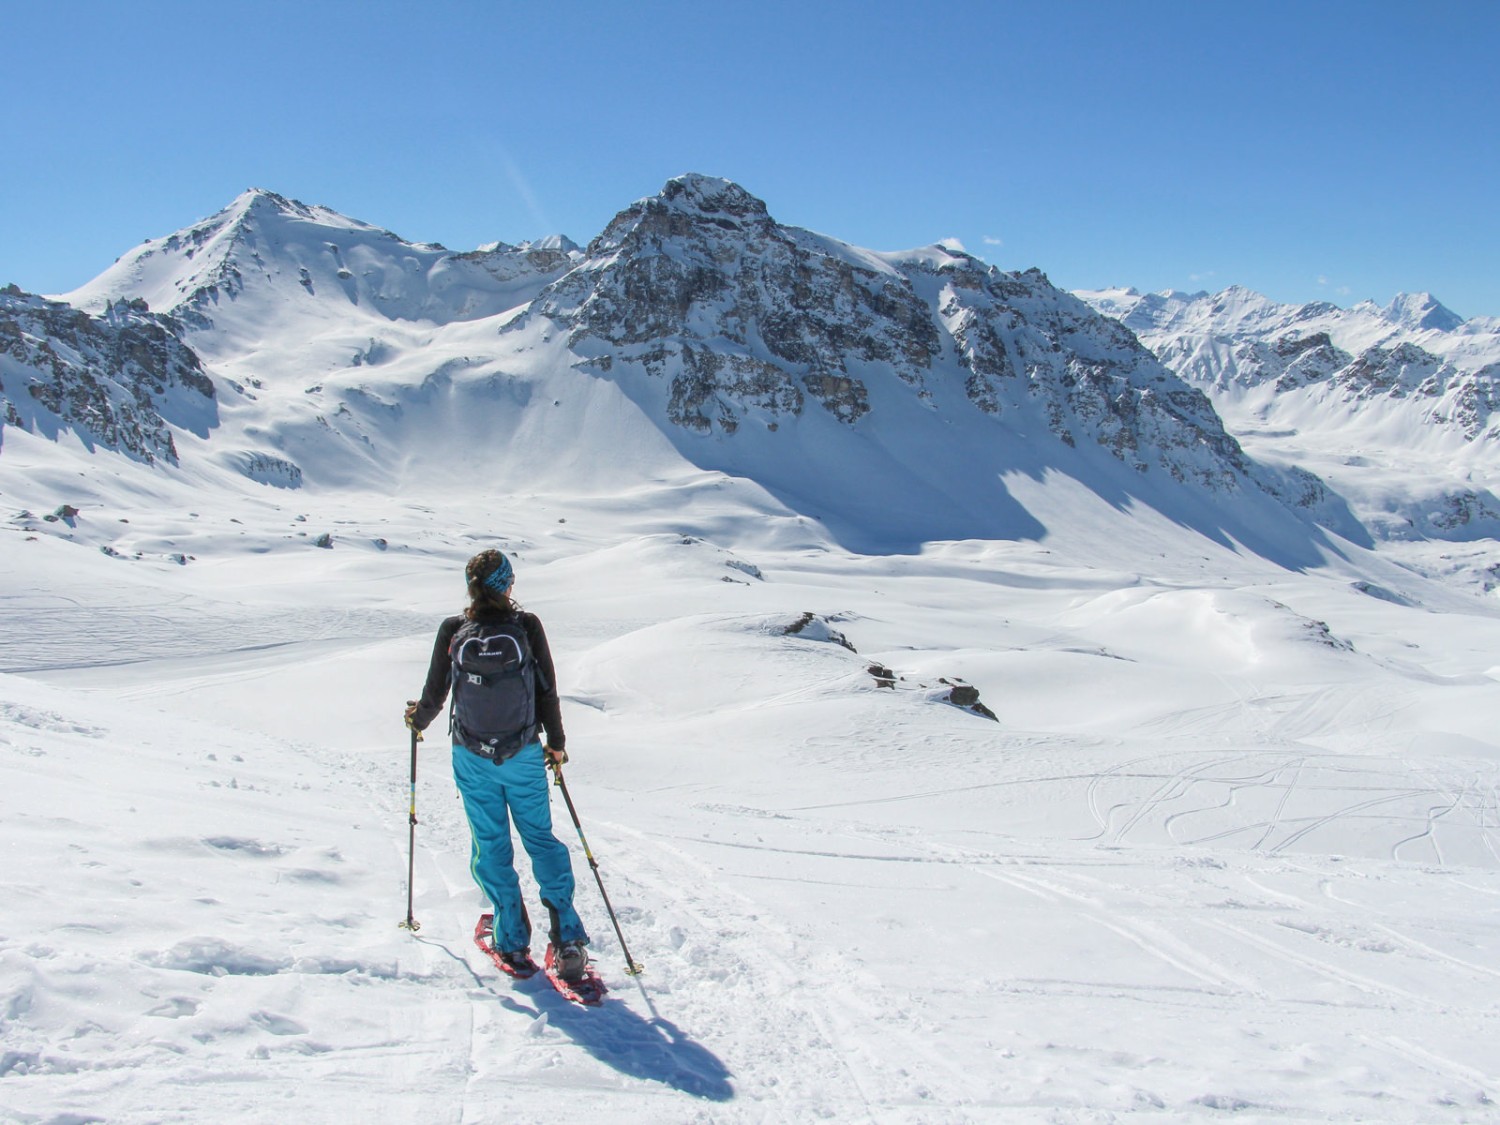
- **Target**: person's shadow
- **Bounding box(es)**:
[421,936,734,1101]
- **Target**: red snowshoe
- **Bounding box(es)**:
[544,942,607,1006]
[473,914,539,978]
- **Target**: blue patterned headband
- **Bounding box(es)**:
[482,554,514,594]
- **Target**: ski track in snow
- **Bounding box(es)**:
[11,180,1500,1121]
[4,497,1500,1122]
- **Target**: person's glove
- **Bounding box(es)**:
[403,700,423,739]
[544,744,568,768]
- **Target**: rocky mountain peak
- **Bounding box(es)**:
[505,177,1319,525]
[588,173,777,258]
[1382,292,1464,333]
[61,190,577,334]
[233,187,307,219]
[518,234,581,255]
[659,173,771,218]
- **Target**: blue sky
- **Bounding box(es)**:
[3,0,1497,316]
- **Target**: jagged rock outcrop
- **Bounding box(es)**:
[232,451,304,488]
[517,176,938,430]
[24,177,1362,551]
[1080,285,1500,440]
[513,175,1274,500]
[783,612,857,651]
[912,253,1253,489]
[0,287,214,462]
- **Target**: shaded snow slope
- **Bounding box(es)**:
[23,178,1358,561]
[2,180,1498,1119]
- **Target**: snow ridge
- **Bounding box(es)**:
[18,176,1358,557]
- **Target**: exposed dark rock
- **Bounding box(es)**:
[783,611,857,652]
[0,288,214,463]
[514,175,941,430]
[503,176,1268,497]
[235,452,303,489]
[937,677,999,721]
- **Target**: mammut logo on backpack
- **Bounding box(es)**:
[449,619,538,761]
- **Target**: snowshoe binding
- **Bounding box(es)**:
[544,941,606,1006]
[473,914,538,979]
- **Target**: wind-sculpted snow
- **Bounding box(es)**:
[3,498,1500,1121]
[0,594,428,673]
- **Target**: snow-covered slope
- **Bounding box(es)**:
[508,176,1359,554]
[3,179,1500,1123]
[3,468,1499,1123]
[63,188,582,335]
[1079,285,1500,545]
[13,176,1354,560]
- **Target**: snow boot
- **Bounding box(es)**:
[553,941,588,984]
[473,913,538,978]
[544,941,606,1005]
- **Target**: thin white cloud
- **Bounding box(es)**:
[1189,271,1216,283]
[983,235,1004,247]
[500,152,553,235]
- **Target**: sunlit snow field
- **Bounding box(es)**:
[3,443,1499,1124]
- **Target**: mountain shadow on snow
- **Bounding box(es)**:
[35,175,1370,564]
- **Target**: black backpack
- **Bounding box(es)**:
[449,617,538,760]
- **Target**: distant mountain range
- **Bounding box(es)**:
[1077,285,1500,424]
[6,175,1495,558]
[1077,285,1500,542]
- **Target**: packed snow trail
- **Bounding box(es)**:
[5,491,1500,1121]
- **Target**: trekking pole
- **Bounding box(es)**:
[551,762,644,976]
[399,725,423,932]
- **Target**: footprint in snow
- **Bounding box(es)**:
[146,997,200,1019]
[202,836,288,857]
[251,1010,309,1036]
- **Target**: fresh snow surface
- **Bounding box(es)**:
[4,185,1500,1122]
[3,425,1500,1124]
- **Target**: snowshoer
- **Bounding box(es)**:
[404,549,592,985]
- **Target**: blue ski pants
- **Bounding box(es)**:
[450,741,589,953]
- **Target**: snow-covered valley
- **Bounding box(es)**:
[2,178,1499,1123]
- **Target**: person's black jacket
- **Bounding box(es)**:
[411,610,565,750]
